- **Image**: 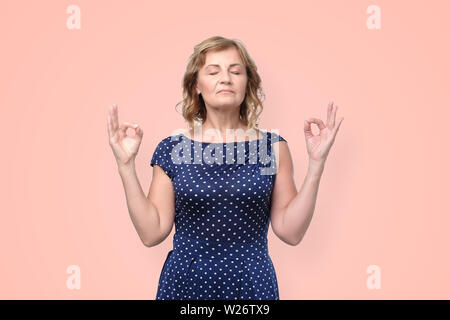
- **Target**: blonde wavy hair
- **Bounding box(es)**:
[175,36,265,131]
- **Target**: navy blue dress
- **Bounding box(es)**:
[150,130,287,300]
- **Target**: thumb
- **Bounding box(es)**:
[135,125,143,138]
[119,122,139,136]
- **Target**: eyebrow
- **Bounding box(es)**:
[206,63,242,68]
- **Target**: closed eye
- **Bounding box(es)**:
[209,72,240,75]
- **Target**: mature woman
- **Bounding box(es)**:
[107,36,343,300]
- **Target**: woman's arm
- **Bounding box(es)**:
[270,101,343,246]
[107,104,174,247]
[118,162,163,247]
[270,143,324,246]
[281,160,324,245]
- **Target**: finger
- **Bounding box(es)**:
[119,122,139,137]
[336,117,344,131]
[331,104,337,128]
[317,118,326,130]
[108,104,119,136]
[304,119,314,140]
[327,101,333,128]
[107,114,112,139]
[331,117,344,139]
[121,122,139,129]
[111,104,119,132]
[307,117,326,131]
[135,126,143,138]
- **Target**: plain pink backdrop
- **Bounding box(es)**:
[1,0,449,299]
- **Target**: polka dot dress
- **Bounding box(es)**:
[150,130,287,300]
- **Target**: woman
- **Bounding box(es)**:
[107,36,344,300]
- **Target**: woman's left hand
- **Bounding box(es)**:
[304,101,344,164]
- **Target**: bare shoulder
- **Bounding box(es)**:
[272,138,293,175]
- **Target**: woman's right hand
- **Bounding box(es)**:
[107,104,143,167]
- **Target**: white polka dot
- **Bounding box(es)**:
[152,131,286,300]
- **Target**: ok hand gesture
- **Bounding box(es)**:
[304,101,344,164]
[107,104,143,167]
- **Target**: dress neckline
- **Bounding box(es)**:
[179,131,267,145]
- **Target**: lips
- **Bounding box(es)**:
[218,90,234,93]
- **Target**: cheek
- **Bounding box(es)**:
[197,78,213,91]
[202,82,216,93]
[239,83,248,94]
[239,78,248,90]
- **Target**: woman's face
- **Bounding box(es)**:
[196,47,248,112]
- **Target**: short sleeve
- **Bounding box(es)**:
[269,131,287,143]
[150,138,175,180]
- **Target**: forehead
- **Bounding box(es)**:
[203,47,243,67]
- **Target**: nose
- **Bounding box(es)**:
[219,73,232,83]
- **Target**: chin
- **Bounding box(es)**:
[212,102,240,109]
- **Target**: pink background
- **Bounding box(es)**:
[1,0,449,299]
